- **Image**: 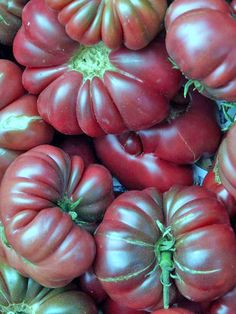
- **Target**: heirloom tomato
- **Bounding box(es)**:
[203,166,236,219]
[0,0,28,45]
[165,0,236,101]
[0,59,54,150]
[0,147,22,183]
[0,262,97,313]
[0,144,114,287]
[13,0,181,136]
[94,132,193,192]
[95,186,236,311]
[207,285,236,314]
[45,0,167,50]
[76,267,107,303]
[54,134,96,166]
[94,91,221,192]
[218,122,236,201]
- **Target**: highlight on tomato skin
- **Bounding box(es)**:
[0,262,98,313]
[0,144,115,287]
[13,0,183,137]
[45,0,168,50]
[165,0,236,102]
[207,285,236,314]
[94,185,236,311]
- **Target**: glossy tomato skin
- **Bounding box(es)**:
[203,168,236,219]
[13,0,182,136]
[0,0,28,45]
[54,134,96,166]
[218,123,236,201]
[0,60,25,110]
[207,285,236,314]
[95,188,177,311]
[164,185,236,302]
[0,144,114,287]
[94,132,193,192]
[165,0,236,101]
[0,59,54,150]
[45,0,167,50]
[136,91,221,164]
[0,263,97,313]
[0,147,22,183]
[77,267,107,304]
[0,94,54,150]
[95,186,236,311]
[151,309,194,314]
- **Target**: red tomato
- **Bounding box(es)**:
[45,0,167,50]
[0,0,28,45]
[13,0,182,136]
[0,94,54,150]
[77,267,107,304]
[203,167,236,219]
[94,132,193,192]
[208,285,236,314]
[0,60,25,109]
[165,0,236,101]
[95,186,236,311]
[0,59,54,150]
[0,263,98,313]
[218,122,236,201]
[54,134,96,166]
[0,148,22,183]
[0,144,114,287]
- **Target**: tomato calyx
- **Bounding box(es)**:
[217,101,236,131]
[213,159,222,185]
[155,221,176,309]
[68,42,117,81]
[57,196,82,223]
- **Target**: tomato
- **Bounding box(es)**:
[151,309,194,314]
[203,167,236,219]
[95,186,236,311]
[102,298,148,314]
[54,134,97,166]
[165,0,236,101]
[0,147,22,183]
[94,132,193,192]
[94,91,221,192]
[13,0,182,136]
[0,0,28,45]
[207,285,236,314]
[0,60,25,109]
[134,91,221,164]
[0,262,97,313]
[45,0,167,50]
[0,144,114,287]
[0,59,54,150]
[218,122,236,201]
[0,94,54,150]
[77,267,107,303]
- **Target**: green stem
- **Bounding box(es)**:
[155,221,176,309]
[159,251,173,309]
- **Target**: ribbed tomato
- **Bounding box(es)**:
[13,0,181,136]
[0,144,114,287]
[165,0,236,101]
[0,262,97,313]
[95,186,236,311]
[45,0,167,50]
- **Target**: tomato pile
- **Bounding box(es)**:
[0,0,236,313]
